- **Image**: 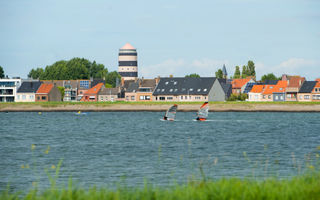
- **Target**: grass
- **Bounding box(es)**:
[1,172,320,200]
[1,100,320,108]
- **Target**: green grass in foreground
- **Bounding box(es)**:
[1,172,320,200]
[1,100,320,108]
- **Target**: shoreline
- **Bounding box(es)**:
[1,103,320,112]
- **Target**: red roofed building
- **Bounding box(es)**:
[285,76,305,101]
[248,85,265,101]
[35,83,61,102]
[262,80,287,102]
[81,83,104,102]
[311,79,320,101]
[231,78,254,94]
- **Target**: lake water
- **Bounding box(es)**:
[1,112,320,191]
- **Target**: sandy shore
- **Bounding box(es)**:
[1,103,320,112]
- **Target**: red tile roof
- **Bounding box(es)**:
[84,83,103,95]
[287,76,305,88]
[36,83,54,94]
[232,78,251,89]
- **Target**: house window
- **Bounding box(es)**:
[161,89,165,92]
[304,95,310,100]
[197,89,201,92]
[146,96,150,100]
[131,96,135,100]
[287,94,291,98]
[275,96,278,100]
[126,96,129,100]
[165,82,169,85]
[185,96,187,99]
[37,96,40,100]
[189,88,193,91]
[167,97,173,100]
[157,89,160,92]
[195,96,201,100]
[174,89,178,92]
[299,95,302,100]
[204,89,207,92]
[169,89,173,92]
[22,95,26,100]
[280,96,283,100]
[42,96,46,100]
[17,95,20,100]
[159,97,165,100]
[263,95,266,99]
[174,81,177,85]
[181,96,183,100]
[268,95,271,99]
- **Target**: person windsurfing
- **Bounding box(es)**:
[196,102,209,121]
[163,104,178,121]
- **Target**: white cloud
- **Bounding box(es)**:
[140,57,320,80]
[255,58,320,80]
[140,58,229,78]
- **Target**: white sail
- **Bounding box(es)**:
[164,104,178,120]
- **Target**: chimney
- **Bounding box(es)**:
[169,74,173,78]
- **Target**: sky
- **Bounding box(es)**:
[0,0,319,80]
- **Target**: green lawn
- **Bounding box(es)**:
[1,101,320,108]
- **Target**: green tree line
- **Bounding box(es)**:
[28,58,121,87]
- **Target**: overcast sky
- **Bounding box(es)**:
[0,0,319,79]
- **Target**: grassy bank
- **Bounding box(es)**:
[1,101,320,107]
[1,172,320,200]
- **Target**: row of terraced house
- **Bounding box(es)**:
[1,74,319,102]
[231,75,320,102]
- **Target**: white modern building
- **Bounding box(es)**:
[0,78,22,102]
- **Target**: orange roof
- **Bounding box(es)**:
[84,83,103,95]
[263,80,287,94]
[315,80,320,88]
[36,83,54,94]
[250,85,264,93]
[315,78,320,82]
[232,78,251,89]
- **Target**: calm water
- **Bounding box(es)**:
[1,112,320,191]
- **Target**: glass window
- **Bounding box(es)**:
[22,95,26,100]
[169,89,173,92]
[42,96,46,100]
[159,97,165,100]
[167,97,173,100]
[165,82,169,85]
[161,89,165,92]
[204,89,207,92]
[131,96,135,100]
[304,95,310,100]
[197,89,201,92]
[17,95,20,100]
[275,96,278,100]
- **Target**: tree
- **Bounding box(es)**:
[215,69,223,79]
[105,83,112,88]
[28,58,107,80]
[105,71,121,87]
[0,66,4,78]
[233,66,241,79]
[185,73,200,78]
[241,65,249,78]
[261,73,278,82]
[57,86,65,101]
[247,60,256,77]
